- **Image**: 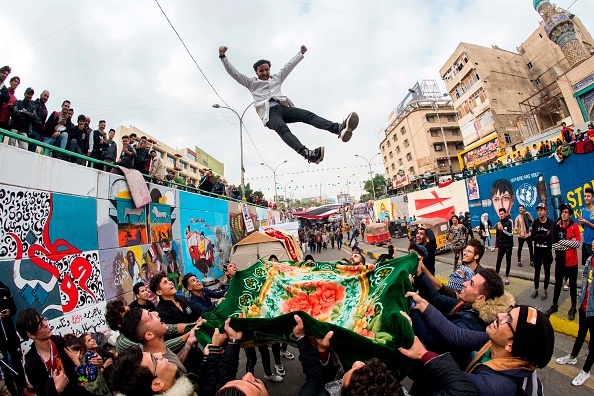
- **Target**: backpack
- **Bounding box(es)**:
[560,143,572,158]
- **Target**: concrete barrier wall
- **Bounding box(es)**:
[0,144,280,336]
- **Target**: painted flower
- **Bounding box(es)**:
[358,329,375,339]
[353,318,368,333]
[316,312,331,322]
[366,306,375,317]
[248,305,261,317]
[315,282,345,314]
[282,281,345,317]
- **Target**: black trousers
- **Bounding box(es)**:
[266,105,339,154]
[533,250,553,290]
[517,236,534,263]
[583,243,593,266]
[552,264,578,307]
[245,345,272,376]
[0,344,26,396]
[495,246,513,277]
[572,308,594,372]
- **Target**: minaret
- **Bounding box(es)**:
[534,0,591,67]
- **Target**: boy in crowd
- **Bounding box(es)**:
[129,281,156,311]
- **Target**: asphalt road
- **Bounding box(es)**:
[237,243,593,394]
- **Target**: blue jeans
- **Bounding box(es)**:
[483,233,492,248]
[28,130,40,153]
[43,132,68,156]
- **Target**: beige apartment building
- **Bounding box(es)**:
[440,43,538,153]
[114,125,225,186]
[381,81,463,190]
[517,2,594,137]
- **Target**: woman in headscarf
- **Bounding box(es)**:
[479,213,494,252]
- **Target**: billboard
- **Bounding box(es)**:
[388,82,422,126]
[194,146,225,176]
[407,180,469,221]
[457,134,503,169]
[467,153,594,229]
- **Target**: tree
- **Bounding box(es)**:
[359,174,386,202]
[239,183,253,198]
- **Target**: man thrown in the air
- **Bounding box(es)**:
[219,44,358,164]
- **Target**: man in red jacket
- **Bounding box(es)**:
[545,204,581,320]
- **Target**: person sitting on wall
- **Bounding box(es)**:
[129,282,156,311]
[16,308,98,396]
[151,272,202,324]
[182,273,225,313]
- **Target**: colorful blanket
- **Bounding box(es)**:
[118,166,151,208]
[197,253,419,379]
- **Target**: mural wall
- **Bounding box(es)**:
[407,180,470,221]
[0,144,278,337]
[468,153,594,227]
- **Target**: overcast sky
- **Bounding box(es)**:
[3,0,592,202]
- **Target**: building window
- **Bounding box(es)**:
[398,158,403,166]
[438,161,446,168]
[534,78,541,85]
[451,129,460,136]
[186,152,196,162]
[527,62,533,69]
[167,156,175,165]
[400,126,406,135]
[396,146,401,154]
[426,115,435,122]
[387,141,391,147]
[180,162,187,170]
[409,167,415,175]
[447,115,456,122]
[391,163,395,170]
[504,133,512,144]
[393,134,398,141]
[190,166,197,174]
[434,143,443,152]
[389,151,393,159]
[406,153,412,161]
[403,139,409,148]
[455,142,464,150]
[430,130,439,137]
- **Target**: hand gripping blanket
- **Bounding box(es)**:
[197,253,418,379]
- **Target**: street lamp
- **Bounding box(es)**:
[260,160,287,204]
[337,173,356,197]
[408,89,454,175]
[212,102,254,200]
[355,153,381,200]
[282,179,293,207]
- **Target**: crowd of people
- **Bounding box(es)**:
[0,65,280,208]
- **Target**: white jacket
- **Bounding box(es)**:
[221,52,304,126]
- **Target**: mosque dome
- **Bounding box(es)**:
[533,0,549,10]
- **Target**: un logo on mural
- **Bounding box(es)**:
[516,183,537,208]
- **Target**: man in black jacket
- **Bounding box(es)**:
[16,308,97,396]
[89,120,107,169]
[531,202,554,300]
[150,272,201,324]
[494,207,514,285]
[0,281,27,396]
[117,134,136,169]
[8,87,37,151]
[134,136,150,173]
[43,100,72,158]
[32,90,50,153]
[68,114,90,165]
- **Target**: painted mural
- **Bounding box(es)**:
[468,153,594,228]
[0,186,105,334]
[0,146,279,339]
[407,180,470,221]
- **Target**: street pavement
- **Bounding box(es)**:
[232,241,592,394]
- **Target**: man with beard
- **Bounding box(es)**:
[415,227,436,275]
[43,100,72,158]
[89,120,107,169]
[8,87,37,150]
[31,90,50,153]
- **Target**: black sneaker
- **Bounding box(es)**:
[303,147,325,164]
[518,262,523,267]
[531,290,538,298]
[568,307,577,321]
[338,112,359,142]
[544,305,558,317]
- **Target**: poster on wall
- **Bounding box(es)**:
[407,180,469,220]
[241,202,255,232]
[468,154,594,228]
[467,176,480,200]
